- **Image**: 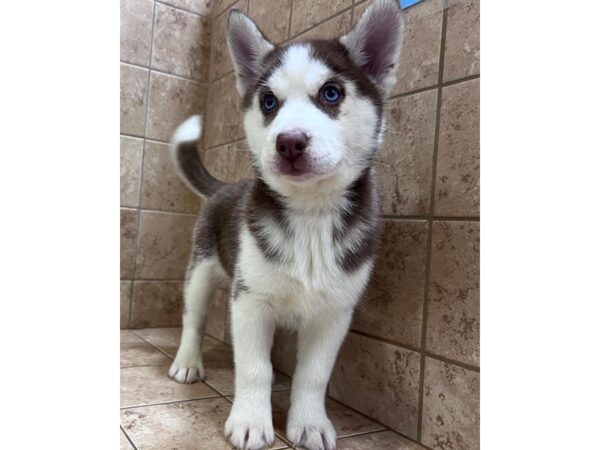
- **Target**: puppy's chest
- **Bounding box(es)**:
[283,215,340,282]
[240,214,370,313]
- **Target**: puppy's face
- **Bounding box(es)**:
[227,0,404,196]
[243,42,383,193]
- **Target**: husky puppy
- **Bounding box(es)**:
[168,1,404,448]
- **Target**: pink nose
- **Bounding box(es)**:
[276,131,309,161]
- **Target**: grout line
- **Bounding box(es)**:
[204,136,247,151]
[120,395,223,411]
[442,73,480,87]
[213,0,239,21]
[133,207,198,217]
[337,427,388,440]
[210,68,235,84]
[120,363,172,369]
[283,3,355,42]
[121,60,209,85]
[120,425,138,450]
[119,133,173,149]
[417,4,449,441]
[386,84,438,102]
[155,0,212,20]
[127,0,157,328]
[422,350,480,373]
[126,278,184,282]
[130,330,175,360]
[120,132,146,141]
[288,0,294,39]
[350,329,421,353]
[144,136,171,145]
[348,329,479,372]
[380,214,479,221]
[385,74,480,103]
[202,379,231,397]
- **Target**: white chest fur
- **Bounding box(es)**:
[238,214,373,327]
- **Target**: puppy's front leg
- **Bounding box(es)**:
[287,310,353,450]
[225,292,276,450]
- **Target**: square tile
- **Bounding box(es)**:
[121,281,132,329]
[134,210,196,279]
[120,331,172,367]
[120,0,154,66]
[338,431,425,449]
[329,333,421,439]
[160,0,212,17]
[271,391,385,440]
[426,221,479,366]
[141,141,202,213]
[249,0,293,43]
[434,79,480,216]
[271,328,296,377]
[201,141,254,182]
[152,3,212,81]
[130,281,184,328]
[208,0,247,81]
[204,72,245,147]
[120,208,138,279]
[121,397,289,449]
[291,9,352,41]
[206,289,228,341]
[120,136,143,207]
[290,0,352,37]
[120,63,149,136]
[353,220,428,348]
[443,0,480,82]
[378,89,437,215]
[146,71,207,142]
[354,0,444,97]
[422,357,480,450]
[121,365,217,408]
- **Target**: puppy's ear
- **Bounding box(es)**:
[227,9,274,95]
[340,0,404,98]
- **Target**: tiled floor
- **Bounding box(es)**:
[120,328,426,449]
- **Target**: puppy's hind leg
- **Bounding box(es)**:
[169,258,218,384]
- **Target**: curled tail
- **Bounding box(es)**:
[170,115,226,198]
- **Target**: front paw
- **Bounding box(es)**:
[168,354,205,384]
[287,409,336,450]
[225,403,275,450]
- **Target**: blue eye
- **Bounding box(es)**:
[322,84,342,103]
[262,93,278,113]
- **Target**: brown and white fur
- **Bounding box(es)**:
[168,1,404,449]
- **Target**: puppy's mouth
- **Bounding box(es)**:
[276,154,312,178]
[274,155,338,185]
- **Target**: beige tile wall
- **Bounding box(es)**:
[121,0,479,448]
[120,0,210,330]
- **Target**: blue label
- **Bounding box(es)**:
[400,0,424,8]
